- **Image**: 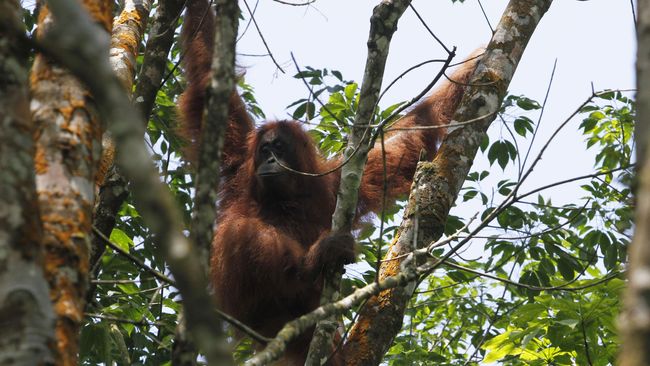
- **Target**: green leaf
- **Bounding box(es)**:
[557,256,575,281]
[557,319,580,329]
[480,134,489,152]
[344,83,358,102]
[109,228,134,252]
[514,116,534,136]
[463,190,478,201]
[487,141,503,167]
[516,96,542,110]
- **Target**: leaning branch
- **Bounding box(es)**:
[343,0,554,363]
[42,0,231,364]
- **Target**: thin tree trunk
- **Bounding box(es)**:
[307,2,413,363]
[618,0,650,364]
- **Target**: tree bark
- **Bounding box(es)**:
[30,0,112,364]
[618,0,650,364]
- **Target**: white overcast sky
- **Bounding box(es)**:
[236,0,636,205]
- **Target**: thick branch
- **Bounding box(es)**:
[193,0,240,274]
[343,0,554,364]
[618,0,650,363]
[41,0,231,363]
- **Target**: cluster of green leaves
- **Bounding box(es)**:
[384,92,634,365]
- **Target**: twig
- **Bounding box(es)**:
[242,0,286,73]
[520,59,557,177]
[377,58,447,105]
[408,3,450,54]
[441,261,621,292]
[476,0,494,33]
[86,313,167,328]
[372,49,456,140]
[272,0,316,5]
[92,226,175,286]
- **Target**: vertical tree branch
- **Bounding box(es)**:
[619,0,650,363]
[173,0,241,364]
[0,1,56,364]
[343,0,554,364]
[110,0,152,91]
[90,0,183,276]
[133,0,185,118]
[636,0,650,166]
[192,0,240,275]
[40,0,232,363]
[89,0,151,301]
[30,0,112,364]
[306,1,412,364]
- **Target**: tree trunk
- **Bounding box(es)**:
[618,0,650,364]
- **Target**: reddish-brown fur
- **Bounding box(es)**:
[179,2,478,364]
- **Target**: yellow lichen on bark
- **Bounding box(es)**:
[80,0,113,32]
[30,1,112,365]
[98,1,150,185]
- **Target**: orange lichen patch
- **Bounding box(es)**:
[54,316,81,366]
[345,233,408,364]
[41,196,90,365]
[115,8,141,26]
[80,0,113,32]
[35,6,50,36]
[42,221,74,250]
[29,56,55,85]
[96,137,115,185]
[345,294,383,365]
[52,280,85,322]
[58,90,90,117]
[40,204,92,246]
[378,244,402,280]
[113,31,139,54]
[34,146,49,174]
